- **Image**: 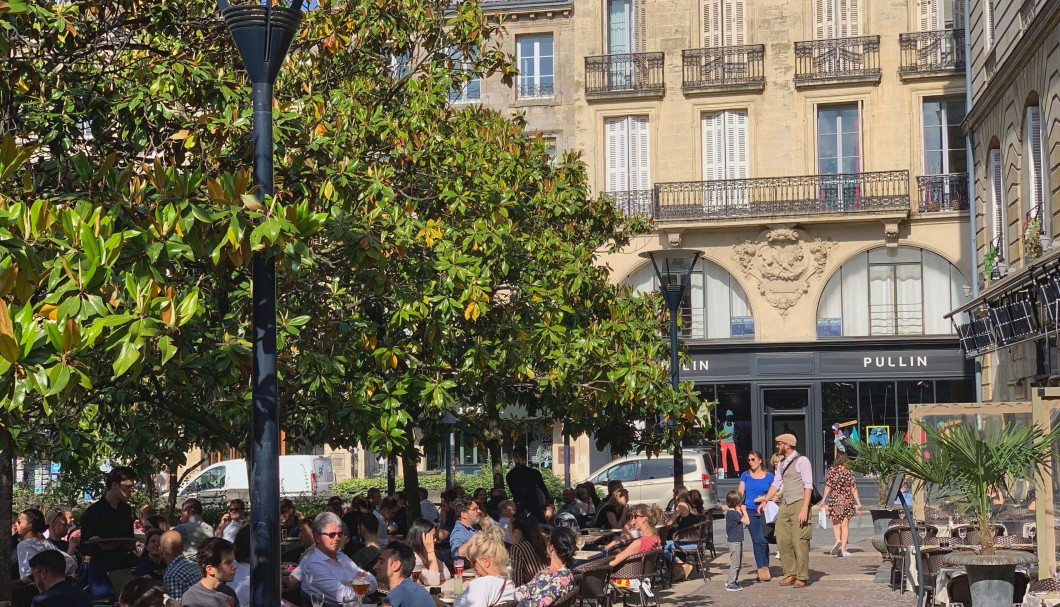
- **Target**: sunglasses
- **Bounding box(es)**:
[318,531,342,539]
[632,513,646,519]
[228,508,244,513]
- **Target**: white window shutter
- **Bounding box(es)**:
[701,0,723,47]
[701,113,722,180]
[951,0,965,29]
[986,0,996,47]
[605,118,629,192]
[919,0,940,31]
[1026,106,1044,217]
[629,116,651,190]
[815,0,832,39]
[839,0,860,37]
[722,0,746,46]
[634,0,646,52]
[989,148,1005,253]
[725,110,749,180]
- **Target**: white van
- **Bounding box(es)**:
[178,455,335,507]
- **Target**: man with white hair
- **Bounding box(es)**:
[300,512,377,605]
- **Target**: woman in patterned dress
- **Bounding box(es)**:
[820,453,862,557]
[514,527,577,607]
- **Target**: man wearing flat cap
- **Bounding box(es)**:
[757,433,813,588]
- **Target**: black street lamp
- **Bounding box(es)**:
[218,2,302,606]
[640,249,702,491]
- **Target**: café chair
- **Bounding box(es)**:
[921,547,951,605]
[670,521,710,583]
[609,550,661,607]
[574,558,613,607]
[946,574,971,607]
[550,586,581,607]
[1029,578,1060,594]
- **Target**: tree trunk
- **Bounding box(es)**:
[0,437,14,604]
[484,415,505,490]
[401,434,420,531]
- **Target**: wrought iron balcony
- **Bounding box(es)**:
[916,173,969,212]
[607,190,655,217]
[681,45,765,93]
[794,36,881,86]
[518,81,555,99]
[654,170,909,222]
[899,29,966,78]
[585,52,665,98]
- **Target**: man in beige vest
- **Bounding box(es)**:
[757,433,813,588]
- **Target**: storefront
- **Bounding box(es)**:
[683,338,976,499]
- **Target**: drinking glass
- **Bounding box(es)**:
[351,572,370,606]
[311,593,325,607]
[411,564,422,584]
[453,558,465,578]
[576,535,585,551]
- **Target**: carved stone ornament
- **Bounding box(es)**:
[665,229,683,248]
[731,225,836,315]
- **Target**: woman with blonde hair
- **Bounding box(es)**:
[454,525,516,607]
[609,504,663,571]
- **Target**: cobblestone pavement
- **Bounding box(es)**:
[655,513,920,606]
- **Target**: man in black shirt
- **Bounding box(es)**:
[505,447,551,523]
[79,466,137,602]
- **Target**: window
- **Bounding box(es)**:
[626,259,754,339]
[988,148,1006,254]
[817,246,969,337]
[605,116,650,194]
[608,0,642,53]
[637,459,673,480]
[922,98,967,175]
[918,0,963,30]
[1025,106,1047,219]
[593,460,638,484]
[815,0,860,39]
[701,0,745,47]
[448,50,480,104]
[517,35,554,99]
[817,104,861,209]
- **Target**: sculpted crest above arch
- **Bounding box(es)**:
[730,224,836,316]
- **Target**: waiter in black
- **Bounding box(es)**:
[505,447,551,523]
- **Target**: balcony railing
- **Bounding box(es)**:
[607,190,655,217]
[654,170,910,222]
[518,81,555,99]
[681,45,765,92]
[585,52,665,98]
[916,173,969,212]
[794,36,881,85]
[899,29,966,77]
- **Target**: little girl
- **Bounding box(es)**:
[725,490,750,592]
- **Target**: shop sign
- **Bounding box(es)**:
[819,349,968,377]
[679,353,753,379]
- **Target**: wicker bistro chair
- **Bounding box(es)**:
[946,574,972,607]
[963,524,1006,546]
[670,521,710,584]
[920,547,952,605]
[884,527,919,593]
[994,533,1036,552]
[609,550,662,607]
[1029,578,1060,594]
[551,586,582,607]
[574,557,613,607]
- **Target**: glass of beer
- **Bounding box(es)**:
[351,572,371,605]
[411,565,422,583]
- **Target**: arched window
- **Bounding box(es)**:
[626,259,754,339]
[817,246,969,337]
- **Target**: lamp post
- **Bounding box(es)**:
[443,411,458,490]
[218,2,302,606]
[640,249,702,491]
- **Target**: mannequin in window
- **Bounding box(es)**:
[719,410,739,474]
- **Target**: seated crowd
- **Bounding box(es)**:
[13,454,707,607]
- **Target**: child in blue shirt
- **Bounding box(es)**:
[724,490,750,591]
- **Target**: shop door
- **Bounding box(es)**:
[762,386,815,469]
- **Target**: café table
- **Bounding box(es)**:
[435,571,477,604]
[1024,591,1060,607]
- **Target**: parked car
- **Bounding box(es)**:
[581,449,718,511]
[178,455,336,507]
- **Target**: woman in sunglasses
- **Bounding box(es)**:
[454,526,515,607]
[608,504,663,570]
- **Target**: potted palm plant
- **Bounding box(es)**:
[846,432,918,541]
[892,421,1060,607]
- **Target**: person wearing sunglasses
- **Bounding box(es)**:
[454,526,515,607]
[215,499,247,543]
[608,504,663,570]
[299,512,377,605]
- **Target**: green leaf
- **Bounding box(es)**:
[112,340,141,377]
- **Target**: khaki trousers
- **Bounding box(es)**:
[775,499,812,581]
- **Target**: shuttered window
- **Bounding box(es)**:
[815,0,860,39]
[605,116,651,192]
[702,110,748,181]
[701,0,746,47]
[1025,106,1046,219]
[919,0,941,30]
[988,148,1006,256]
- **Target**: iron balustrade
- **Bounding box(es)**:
[916,173,969,212]
[899,29,966,76]
[607,189,655,217]
[681,45,765,90]
[870,302,925,336]
[585,52,665,96]
[794,35,881,83]
[518,81,555,98]
[654,170,910,221]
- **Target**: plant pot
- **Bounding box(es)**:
[944,550,1037,606]
[869,507,902,542]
